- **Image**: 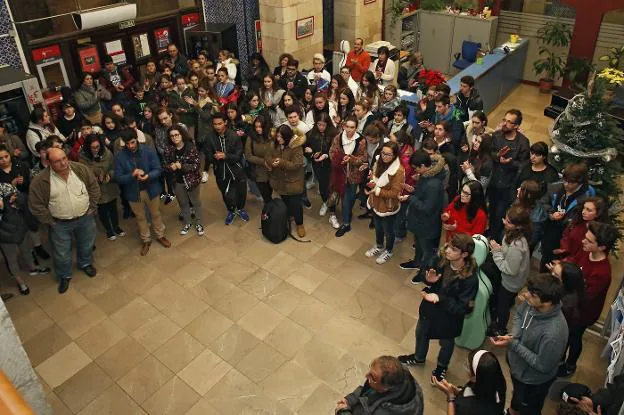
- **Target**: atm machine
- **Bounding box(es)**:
[0,66,46,137]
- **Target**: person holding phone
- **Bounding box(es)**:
[399,233,478,383]
[488,109,530,242]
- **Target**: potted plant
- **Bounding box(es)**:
[533,19,572,93]
[599,46,624,70]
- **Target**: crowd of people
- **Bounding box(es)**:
[0,36,620,415]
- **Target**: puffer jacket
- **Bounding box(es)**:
[79,145,119,204]
[74,84,101,116]
[265,130,305,195]
[162,141,202,189]
[244,135,272,183]
[367,157,405,216]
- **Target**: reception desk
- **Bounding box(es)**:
[400,38,529,126]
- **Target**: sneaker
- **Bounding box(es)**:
[115,228,126,237]
[365,246,383,258]
[335,224,351,237]
[201,171,209,183]
[329,215,340,229]
[319,203,328,216]
[107,234,117,241]
[225,211,236,225]
[196,224,205,236]
[164,194,175,205]
[160,194,166,200]
[411,272,424,285]
[400,260,420,270]
[376,250,393,264]
[237,209,250,222]
[17,283,30,295]
[180,224,191,235]
[557,363,576,377]
[302,198,312,209]
[398,354,425,366]
[432,367,447,383]
[29,267,50,276]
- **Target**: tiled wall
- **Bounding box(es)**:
[0,0,23,70]
[202,0,260,79]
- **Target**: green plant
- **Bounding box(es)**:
[599,46,624,70]
[420,0,446,11]
[565,57,596,92]
[390,0,409,24]
[533,19,572,82]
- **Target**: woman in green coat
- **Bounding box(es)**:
[79,134,124,240]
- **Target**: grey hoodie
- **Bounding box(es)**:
[507,301,568,385]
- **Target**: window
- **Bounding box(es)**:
[501,0,575,17]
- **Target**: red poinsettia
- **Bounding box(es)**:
[416,69,446,93]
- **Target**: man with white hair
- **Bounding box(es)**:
[306,53,331,92]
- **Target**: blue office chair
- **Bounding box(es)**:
[453,41,481,70]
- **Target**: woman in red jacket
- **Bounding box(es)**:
[554,196,608,259]
[441,180,487,241]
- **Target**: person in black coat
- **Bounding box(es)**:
[432,349,506,415]
[399,233,478,383]
[246,53,270,93]
[204,112,248,225]
[277,58,308,101]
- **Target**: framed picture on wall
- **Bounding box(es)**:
[295,16,314,40]
[131,33,151,60]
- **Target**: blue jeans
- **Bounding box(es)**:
[49,214,97,280]
[341,183,359,225]
[375,214,397,253]
[415,317,455,369]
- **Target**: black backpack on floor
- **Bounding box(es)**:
[261,198,289,244]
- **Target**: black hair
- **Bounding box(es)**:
[472,110,488,126]
[467,350,506,411]
[167,124,192,143]
[527,274,563,304]
[435,95,450,106]
[80,118,93,128]
[251,115,272,143]
[460,75,475,87]
[558,263,585,302]
[275,124,294,147]
[30,106,47,124]
[377,46,390,56]
[504,204,532,245]
[393,130,414,148]
[530,141,549,157]
[211,112,227,122]
[394,104,408,117]
[506,109,523,126]
[455,180,487,223]
[587,221,619,253]
[410,150,432,168]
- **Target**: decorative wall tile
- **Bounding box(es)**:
[203,0,260,78]
[0,1,23,70]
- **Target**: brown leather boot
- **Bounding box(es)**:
[156,237,171,248]
[140,242,151,256]
[296,225,306,238]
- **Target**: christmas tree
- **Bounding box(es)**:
[549,72,624,215]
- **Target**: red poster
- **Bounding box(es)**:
[255,20,262,52]
[78,45,101,73]
[154,27,171,54]
[181,13,200,28]
[31,45,61,63]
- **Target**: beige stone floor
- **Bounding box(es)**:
[0,84,613,414]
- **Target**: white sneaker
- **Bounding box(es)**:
[365,246,383,258]
[319,203,328,216]
[329,215,340,229]
[180,224,191,235]
[376,250,393,264]
[201,171,209,183]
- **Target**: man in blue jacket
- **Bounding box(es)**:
[399,150,446,284]
[114,129,171,256]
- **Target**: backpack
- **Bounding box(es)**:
[261,198,289,244]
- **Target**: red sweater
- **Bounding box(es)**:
[568,250,611,327]
[559,221,587,259]
[443,196,488,240]
[345,50,371,82]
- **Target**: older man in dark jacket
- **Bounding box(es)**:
[400,150,446,284]
[336,355,424,415]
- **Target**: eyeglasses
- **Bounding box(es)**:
[170,132,181,137]
[502,118,517,125]
[381,152,394,157]
[461,190,471,196]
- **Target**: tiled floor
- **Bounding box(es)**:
[1,84,615,414]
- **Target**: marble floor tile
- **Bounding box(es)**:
[208,324,261,365]
[237,301,285,340]
[95,336,150,381]
[298,383,342,415]
[264,317,313,358]
[110,297,160,334]
[177,348,232,395]
[235,341,287,383]
[238,268,284,300]
[54,362,113,413]
[131,313,181,352]
[35,342,91,388]
[184,306,234,346]
[262,361,322,412]
[263,281,309,315]
[77,384,146,415]
[140,376,201,415]
[285,262,330,294]
[118,356,174,404]
[211,285,260,321]
[75,318,126,359]
[22,324,72,367]
[153,331,206,373]
[56,302,107,339]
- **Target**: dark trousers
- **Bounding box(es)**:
[488,187,515,242]
[511,376,555,415]
[255,181,273,204]
[341,183,359,225]
[374,214,397,253]
[216,177,247,212]
[157,153,176,196]
[540,220,565,271]
[414,233,439,269]
[312,163,330,203]
[281,194,304,225]
[394,201,408,239]
[415,318,455,369]
[97,199,120,237]
[494,286,517,332]
[565,324,589,367]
